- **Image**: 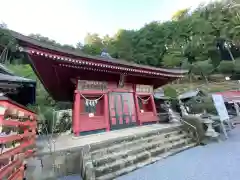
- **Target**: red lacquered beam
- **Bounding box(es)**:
[0,150,34,179]
[0,132,35,144]
[0,139,35,160]
[7,166,24,180]
[2,119,36,127]
[0,158,23,179]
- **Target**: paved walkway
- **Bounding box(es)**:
[117,126,240,180]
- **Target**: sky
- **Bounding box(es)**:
[0,0,212,46]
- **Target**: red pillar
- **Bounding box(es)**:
[104,94,110,131]
[134,93,141,125]
[73,91,80,136]
[150,94,157,116]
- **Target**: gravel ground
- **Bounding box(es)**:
[117,126,240,180]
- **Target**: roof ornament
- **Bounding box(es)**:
[100,48,112,59]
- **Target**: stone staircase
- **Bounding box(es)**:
[80,125,196,180]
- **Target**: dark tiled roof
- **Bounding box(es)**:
[8,30,188,75]
[178,89,206,99]
[0,63,35,84]
[0,72,35,83]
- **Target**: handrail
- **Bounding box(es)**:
[166,108,200,145]
[180,118,200,145]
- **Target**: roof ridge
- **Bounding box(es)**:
[8,29,188,74]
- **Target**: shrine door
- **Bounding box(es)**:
[109,92,137,130]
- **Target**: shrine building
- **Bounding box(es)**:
[10,30,187,136]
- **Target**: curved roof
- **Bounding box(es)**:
[9,30,188,75]
[4,30,188,101]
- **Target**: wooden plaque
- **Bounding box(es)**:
[77,80,107,91]
[136,84,153,93]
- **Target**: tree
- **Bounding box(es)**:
[2,0,240,78]
[172,8,189,21]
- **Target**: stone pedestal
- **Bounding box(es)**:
[204,119,219,138]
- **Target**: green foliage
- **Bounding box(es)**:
[2,0,240,77]
[186,96,217,115]
[234,61,240,73]
[1,0,240,127]
[192,60,213,76]
[218,61,234,74]
[7,64,57,125]
[73,0,239,77]
[163,86,178,98]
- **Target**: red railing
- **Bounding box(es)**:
[0,97,37,180]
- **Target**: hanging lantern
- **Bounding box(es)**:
[89,113,94,117]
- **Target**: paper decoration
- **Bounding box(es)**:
[85,99,98,107]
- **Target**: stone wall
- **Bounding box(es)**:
[26,149,82,180]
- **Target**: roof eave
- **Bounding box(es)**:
[7,30,187,76]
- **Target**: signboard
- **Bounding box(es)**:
[136,85,153,93]
[212,94,229,121]
[77,80,107,91]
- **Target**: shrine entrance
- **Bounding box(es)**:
[109,92,137,130]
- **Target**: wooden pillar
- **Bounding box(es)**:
[150,94,157,116]
[104,93,110,131]
[73,91,80,136]
[134,93,141,125]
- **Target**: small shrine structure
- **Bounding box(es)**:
[10,30,187,136]
[0,64,37,179]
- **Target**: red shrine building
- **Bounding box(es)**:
[11,31,187,136]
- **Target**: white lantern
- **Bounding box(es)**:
[89,113,94,117]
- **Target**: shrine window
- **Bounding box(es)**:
[80,95,104,116]
[137,96,153,112]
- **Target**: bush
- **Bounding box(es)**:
[234,61,240,73]
[185,96,217,115]
[163,86,178,98]
[192,60,213,76]
[218,61,234,74]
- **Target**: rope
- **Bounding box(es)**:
[137,96,151,102]
[80,94,104,101]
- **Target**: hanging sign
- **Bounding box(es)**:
[212,94,229,121]
[78,80,107,91]
[136,85,153,93]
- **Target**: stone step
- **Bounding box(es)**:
[91,128,184,158]
[96,142,196,180]
[89,126,182,153]
[95,137,193,178]
[91,130,184,159]
[93,133,189,167]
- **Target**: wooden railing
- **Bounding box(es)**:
[0,97,37,180]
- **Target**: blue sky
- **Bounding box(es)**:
[0,0,212,45]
